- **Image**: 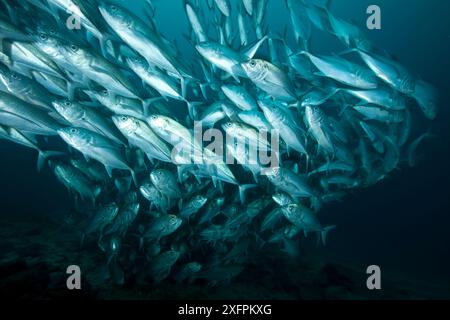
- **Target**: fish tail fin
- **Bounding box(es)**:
[321,225,336,246]
[238,184,257,204]
[37,151,65,171]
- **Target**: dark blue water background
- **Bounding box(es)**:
[0,0,449,287]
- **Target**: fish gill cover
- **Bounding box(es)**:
[0,0,441,288]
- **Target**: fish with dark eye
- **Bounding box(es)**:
[104,201,140,237]
[265,167,317,199]
[0,65,56,111]
[180,195,208,220]
[150,169,182,200]
[145,214,182,241]
[85,202,119,236]
[196,37,267,81]
[99,1,190,80]
[58,41,141,99]
[0,91,63,135]
[281,204,335,246]
[53,99,126,145]
[174,262,202,284]
[242,59,297,102]
[258,97,307,155]
[304,105,335,155]
[112,114,172,163]
[50,160,101,203]
[140,181,169,213]
[57,127,137,184]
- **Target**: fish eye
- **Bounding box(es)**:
[70,128,77,133]
[110,5,117,11]
[11,74,18,80]
[70,44,78,52]
[64,101,71,107]
[249,61,256,68]
[101,89,108,95]
[39,33,47,40]
[150,115,157,120]
[121,116,127,121]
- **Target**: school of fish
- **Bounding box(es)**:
[0,0,439,285]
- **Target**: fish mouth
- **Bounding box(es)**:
[195,44,206,55]
[111,115,121,123]
[98,6,110,18]
[51,101,64,112]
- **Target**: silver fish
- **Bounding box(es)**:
[242,59,297,102]
[57,127,136,183]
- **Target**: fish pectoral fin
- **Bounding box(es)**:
[105,165,113,178]
[226,68,242,83]
[241,35,268,60]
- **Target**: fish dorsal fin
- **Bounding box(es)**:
[240,36,268,60]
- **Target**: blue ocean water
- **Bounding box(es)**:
[0,0,449,298]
